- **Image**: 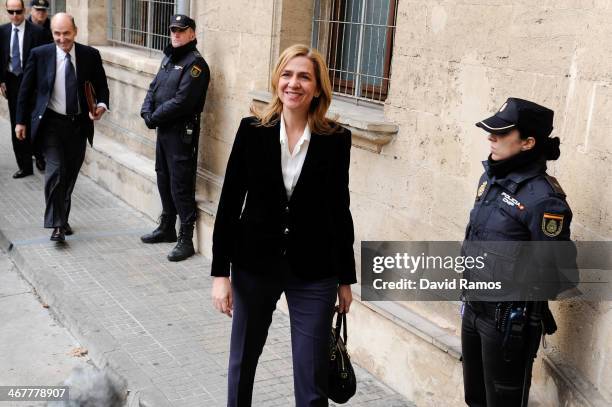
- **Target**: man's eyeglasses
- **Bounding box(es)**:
[7,9,24,15]
[170,27,188,33]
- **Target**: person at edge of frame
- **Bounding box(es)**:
[15,12,109,242]
[461,97,573,407]
[210,44,356,407]
[28,0,53,41]
[140,14,210,262]
[0,0,50,179]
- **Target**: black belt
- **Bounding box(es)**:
[467,301,499,319]
[468,301,527,321]
[45,109,80,122]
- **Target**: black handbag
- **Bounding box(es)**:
[328,310,356,404]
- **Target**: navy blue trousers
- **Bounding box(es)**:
[228,267,337,407]
[155,131,198,225]
[462,303,533,407]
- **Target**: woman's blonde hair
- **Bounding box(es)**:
[252,44,337,135]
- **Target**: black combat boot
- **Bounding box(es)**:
[141,214,177,243]
[167,223,195,262]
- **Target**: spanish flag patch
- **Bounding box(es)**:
[542,212,564,237]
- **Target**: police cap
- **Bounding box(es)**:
[476,97,554,139]
[169,14,196,31]
[30,0,49,9]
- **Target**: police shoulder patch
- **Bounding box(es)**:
[542,212,564,237]
[190,65,202,78]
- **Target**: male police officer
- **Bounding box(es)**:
[461,98,573,406]
[28,0,52,40]
[140,14,210,262]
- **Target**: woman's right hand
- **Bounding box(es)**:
[211,277,233,318]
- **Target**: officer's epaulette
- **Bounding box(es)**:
[192,50,202,58]
[544,175,566,197]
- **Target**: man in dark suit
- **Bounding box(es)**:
[0,0,50,178]
[28,0,52,41]
[15,12,109,242]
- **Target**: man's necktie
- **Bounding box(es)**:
[11,28,21,75]
[65,53,78,115]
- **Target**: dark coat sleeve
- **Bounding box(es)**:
[0,25,8,84]
[140,69,159,117]
[331,128,357,285]
[526,192,576,298]
[91,48,110,108]
[211,118,250,277]
[15,47,39,125]
[150,59,210,124]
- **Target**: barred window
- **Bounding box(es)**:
[312,0,398,103]
[108,0,175,51]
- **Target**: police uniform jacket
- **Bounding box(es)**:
[463,158,573,299]
[211,117,357,285]
[141,47,209,137]
[27,16,52,43]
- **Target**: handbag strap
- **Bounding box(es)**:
[334,310,348,345]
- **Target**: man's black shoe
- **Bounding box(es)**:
[65,223,73,236]
[50,227,66,242]
[35,157,46,172]
[167,223,195,262]
[141,214,177,243]
[12,169,33,179]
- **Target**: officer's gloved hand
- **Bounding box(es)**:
[142,113,156,129]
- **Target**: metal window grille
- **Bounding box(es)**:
[107,0,175,51]
[312,0,398,103]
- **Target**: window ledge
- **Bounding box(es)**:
[250,91,398,153]
[97,45,162,76]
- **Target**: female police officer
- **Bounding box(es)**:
[461,98,572,406]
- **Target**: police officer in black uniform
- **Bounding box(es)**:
[28,0,52,40]
[140,14,210,262]
[461,98,573,406]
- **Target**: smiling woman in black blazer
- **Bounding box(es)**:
[211,44,356,407]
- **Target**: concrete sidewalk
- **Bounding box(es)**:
[0,118,413,407]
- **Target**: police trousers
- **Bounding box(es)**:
[462,303,536,407]
[155,130,197,224]
[228,265,338,407]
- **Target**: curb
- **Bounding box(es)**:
[0,228,170,407]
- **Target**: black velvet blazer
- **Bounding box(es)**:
[211,116,356,285]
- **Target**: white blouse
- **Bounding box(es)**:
[279,114,311,200]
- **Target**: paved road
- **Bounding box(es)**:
[0,247,91,407]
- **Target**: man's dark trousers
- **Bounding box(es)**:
[41,111,86,228]
[6,71,37,172]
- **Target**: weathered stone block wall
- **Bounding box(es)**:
[375,0,612,403]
